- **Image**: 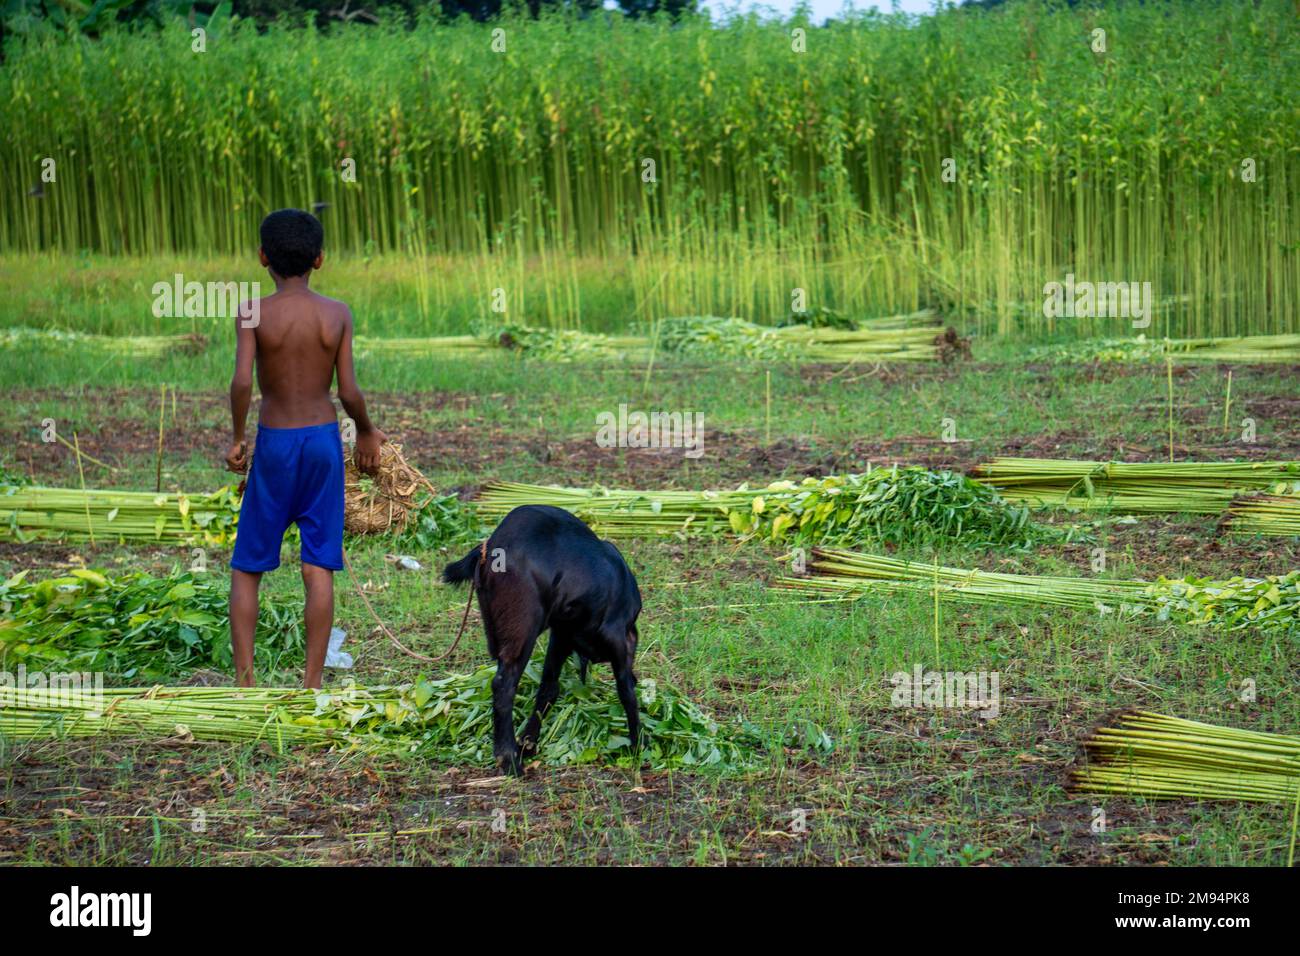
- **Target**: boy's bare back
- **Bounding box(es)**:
[250,289,348,429]
[227,208,383,479]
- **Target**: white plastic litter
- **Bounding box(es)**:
[325,627,354,669]
[387,554,422,571]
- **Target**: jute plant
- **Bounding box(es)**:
[4,7,1296,336]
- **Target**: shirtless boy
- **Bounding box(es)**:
[226,209,386,688]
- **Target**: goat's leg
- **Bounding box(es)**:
[483,598,544,776]
[519,632,569,759]
[491,658,527,775]
[608,625,643,755]
[614,664,642,755]
[609,620,643,754]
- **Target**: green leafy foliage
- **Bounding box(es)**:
[655,316,791,362]
[730,468,1061,551]
[0,460,30,487]
[305,661,753,769]
[393,493,481,552]
[1,0,229,37]
[1147,571,1300,632]
[0,567,303,681]
[479,322,618,362]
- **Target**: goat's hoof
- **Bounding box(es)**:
[519,737,538,760]
[496,749,525,777]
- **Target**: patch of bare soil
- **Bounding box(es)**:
[5,380,1297,490]
[1055,515,1300,578]
[0,731,1205,866]
[0,540,181,576]
[1245,395,1300,419]
[0,742,827,865]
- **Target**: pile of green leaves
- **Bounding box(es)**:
[730,468,1065,551]
[0,568,303,682]
[1147,571,1300,632]
[654,316,790,361]
[483,323,616,362]
[0,461,30,487]
[394,493,482,552]
[779,307,856,330]
[1030,336,1171,364]
[303,661,752,769]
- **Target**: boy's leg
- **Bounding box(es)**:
[230,569,262,687]
[293,424,345,690]
[301,562,334,689]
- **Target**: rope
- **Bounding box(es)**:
[341,541,485,664]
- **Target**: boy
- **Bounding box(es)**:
[226,209,385,689]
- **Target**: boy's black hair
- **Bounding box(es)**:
[259,209,324,277]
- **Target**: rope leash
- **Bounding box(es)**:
[342,539,486,664]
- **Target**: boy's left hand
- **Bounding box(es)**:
[355,427,387,475]
[226,440,249,473]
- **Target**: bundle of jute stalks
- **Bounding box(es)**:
[355,311,965,364]
[1227,494,1300,537]
[969,457,1300,514]
[0,327,209,357]
[773,548,1300,632]
[0,444,436,542]
[1071,711,1300,805]
[477,468,1056,551]
[0,484,240,544]
[1033,333,1300,365]
[342,441,436,534]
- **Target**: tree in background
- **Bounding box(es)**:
[1,0,698,39]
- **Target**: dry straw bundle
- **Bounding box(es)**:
[342,442,435,535]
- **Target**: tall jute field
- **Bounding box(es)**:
[3,2,1298,336]
[3,2,1300,873]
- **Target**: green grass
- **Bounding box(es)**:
[3,2,1298,336]
[2,353,1299,864]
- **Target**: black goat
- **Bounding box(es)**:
[443,505,643,775]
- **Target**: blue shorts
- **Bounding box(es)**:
[231,422,345,573]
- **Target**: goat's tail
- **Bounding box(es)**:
[442,545,482,586]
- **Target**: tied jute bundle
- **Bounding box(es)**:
[343,441,436,534]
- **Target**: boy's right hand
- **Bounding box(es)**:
[226,440,249,473]
[355,428,387,475]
